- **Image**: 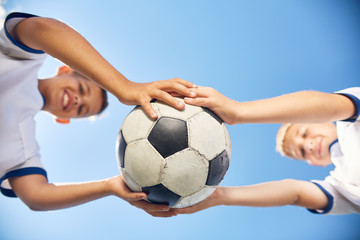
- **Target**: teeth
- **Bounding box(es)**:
[63,93,69,107]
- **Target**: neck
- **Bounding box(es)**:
[38,78,49,110]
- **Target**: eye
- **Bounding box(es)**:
[302,129,308,138]
[78,105,83,115]
[300,147,305,158]
[79,83,84,95]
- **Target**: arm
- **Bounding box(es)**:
[175,179,329,214]
[184,87,355,125]
[8,174,173,214]
[10,16,196,119]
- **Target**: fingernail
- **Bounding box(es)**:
[151,112,158,118]
[190,90,196,97]
[192,83,197,88]
[177,101,185,107]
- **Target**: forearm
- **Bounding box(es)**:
[13,177,112,211]
[33,181,112,211]
[13,17,129,99]
[218,180,328,210]
[234,91,355,124]
[9,175,147,211]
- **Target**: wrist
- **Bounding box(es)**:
[228,100,241,125]
[218,187,237,206]
[212,187,227,206]
[103,177,117,196]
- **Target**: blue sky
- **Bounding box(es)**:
[1,0,360,239]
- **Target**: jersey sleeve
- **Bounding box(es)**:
[307,180,360,215]
[0,156,48,198]
[0,12,45,60]
[335,87,360,122]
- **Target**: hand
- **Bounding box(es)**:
[119,78,197,119]
[129,200,178,218]
[107,176,177,217]
[174,187,223,215]
[184,87,239,125]
[12,17,197,120]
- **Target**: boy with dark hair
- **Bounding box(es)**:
[0,12,195,212]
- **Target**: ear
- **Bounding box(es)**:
[54,118,70,124]
[57,65,73,76]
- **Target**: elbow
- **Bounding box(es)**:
[21,195,50,211]
[28,206,43,212]
[25,201,48,211]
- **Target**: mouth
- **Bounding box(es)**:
[62,90,71,110]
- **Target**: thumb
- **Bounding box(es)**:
[125,192,147,201]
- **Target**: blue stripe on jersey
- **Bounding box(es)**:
[4,12,45,54]
[0,167,48,198]
[336,93,360,122]
[307,182,334,214]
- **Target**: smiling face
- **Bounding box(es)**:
[281,123,337,166]
[39,69,104,119]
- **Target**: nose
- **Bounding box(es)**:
[74,95,82,106]
[304,138,314,154]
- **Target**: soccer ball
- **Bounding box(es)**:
[116,99,231,208]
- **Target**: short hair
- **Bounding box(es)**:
[97,88,109,116]
[275,123,293,157]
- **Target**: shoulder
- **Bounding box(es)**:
[335,87,360,122]
[309,180,360,215]
[0,12,45,58]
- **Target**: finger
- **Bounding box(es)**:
[147,210,177,218]
[169,91,182,97]
[124,192,147,201]
[187,86,214,97]
[130,200,170,212]
[153,90,186,110]
[129,201,177,217]
[175,205,204,214]
[184,97,210,108]
[156,81,197,98]
[169,83,197,98]
[171,78,197,88]
[141,101,158,119]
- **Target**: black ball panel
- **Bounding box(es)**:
[206,150,230,186]
[148,117,188,158]
[117,130,127,168]
[142,184,181,206]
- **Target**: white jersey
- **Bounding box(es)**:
[311,87,360,215]
[0,12,48,197]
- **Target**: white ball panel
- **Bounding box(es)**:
[223,123,232,159]
[154,98,203,120]
[121,169,142,192]
[188,111,226,160]
[162,149,208,196]
[121,107,155,143]
[172,186,217,208]
[125,140,164,187]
